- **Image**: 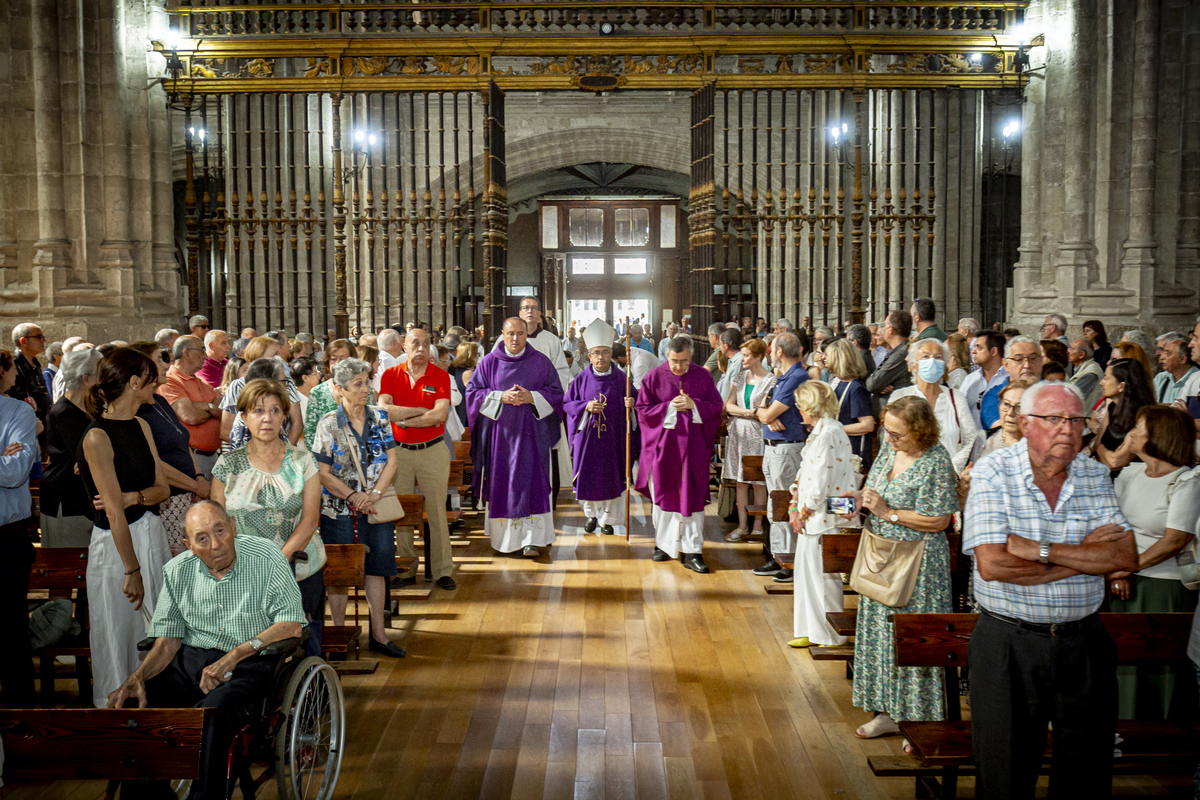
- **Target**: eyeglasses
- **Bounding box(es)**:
[882,426,908,441]
[1026,414,1087,428]
[1000,401,1020,413]
[26,334,45,341]
[196,325,210,330]
[1007,355,1041,365]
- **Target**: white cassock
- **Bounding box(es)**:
[477,385,558,550]
[649,404,704,559]
[624,347,659,391]
[790,417,858,645]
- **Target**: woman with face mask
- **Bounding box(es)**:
[886,338,980,474]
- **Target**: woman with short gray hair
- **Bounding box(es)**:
[40,349,103,546]
[887,338,979,474]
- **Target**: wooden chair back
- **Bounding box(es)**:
[395,493,426,528]
[769,490,792,522]
[0,709,208,781]
[448,460,464,491]
[741,455,764,483]
[29,547,88,591]
[321,544,366,590]
[453,440,471,464]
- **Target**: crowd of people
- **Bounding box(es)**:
[6,300,1200,799]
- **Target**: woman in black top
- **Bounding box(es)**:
[78,347,170,709]
[130,341,209,556]
[1083,319,1113,368]
[1095,358,1156,474]
[39,349,102,547]
[448,342,478,428]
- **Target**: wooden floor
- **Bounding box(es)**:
[10,493,1192,800]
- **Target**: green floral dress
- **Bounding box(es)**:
[304,381,338,445]
[851,441,959,721]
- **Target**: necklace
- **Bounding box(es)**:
[151,398,188,438]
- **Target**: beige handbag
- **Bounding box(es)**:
[849,526,927,608]
[341,426,404,524]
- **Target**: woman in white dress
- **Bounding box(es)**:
[888,338,979,474]
[786,381,857,649]
[722,339,776,542]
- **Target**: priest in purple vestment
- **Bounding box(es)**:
[466,317,565,557]
[563,319,637,536]
[635,335,723,573]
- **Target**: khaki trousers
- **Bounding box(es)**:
[392,441,454,580]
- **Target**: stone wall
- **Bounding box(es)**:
[0,0,182,344]
[1014,0,1200,335]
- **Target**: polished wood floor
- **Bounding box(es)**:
[10,493,1190,800]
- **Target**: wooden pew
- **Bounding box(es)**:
[29,546,92,707]
[446,460,465,525]
[453,440,472,492]
[321,544,367,661]
[870,612,1199,799]
[392,494,433,592]
[0,708,207,781]
[739,456,770,532]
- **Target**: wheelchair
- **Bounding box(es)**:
[121,629,345,800]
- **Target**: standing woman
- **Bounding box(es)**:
[311,358,404,658]
[304,338,357,444]
[722,339,775,542]
[888,338,979,474]
[1094,359,1156,472]
[78,348,171,708]
[128,341,208,556]
[840,397,958,748]
[944,334,971,390]
[1107,406,1200,719]
[449,343,478,429]
[786,381,857,649]
[1083,319,1113,368]
[39,348,102,547]
[825,338,876,473]
[212,379,325,655]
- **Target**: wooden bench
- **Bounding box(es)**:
[739,456,772,532]
[870,612,1199,799]
[446,460,465,525]
[321,544,367,662]
[0,708,207,781]
[453,440,472,491]
[392,494,434,593]
[29,546,92,707]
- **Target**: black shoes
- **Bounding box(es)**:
[584,517,598,533]
[753,560,783,577]
[369,636,406,658]
[435,576,457,590]
[651,547,671,562]
[601,524,615,535]
[523,545,540,558]
[772,569,794,583]
[682,554,710,574]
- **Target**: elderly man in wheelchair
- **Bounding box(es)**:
[108,500,342,800]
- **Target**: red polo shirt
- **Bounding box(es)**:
[379,361,450,444]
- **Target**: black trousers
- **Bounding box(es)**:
[1,523,35,708]
[123,645,277,800]
[968,610,1117,799]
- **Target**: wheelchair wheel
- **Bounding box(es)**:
[275,657,345,800]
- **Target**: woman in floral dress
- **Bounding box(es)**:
[839,395,959,751]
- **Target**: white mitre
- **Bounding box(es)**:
[581,319,618,352]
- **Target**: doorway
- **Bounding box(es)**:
[567,296,652,339]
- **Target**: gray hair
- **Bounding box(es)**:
[188,315,209,329]
[1157,331,1186,344]
[957,317,981,336]
[814,326,835,340]
[172,335,203,360]
[203,329,227,348]
[231,337,250,358]
[774,332,801,360]
[706,322,726,337]
[378,328,402,350]
[62,336,85,353]
[1120,330,1156,359]
[246,356,286,382]
[61,348,102,391]
[1019,380,1084,416]
[11,322,40,347]
[155,329,179,348]
[1043,313,1068,334]
[295,332,314,343]
[47,340,64,359]
[666,323,679,336]
[1005,334,1040,358]
[907,337,950,367]
[185,500,232,532]
[667,335,694,354]
[333,357,371,387]
[776,318,794,331]
[629,324,644,336]
[845,323,871,350]
[1070,338,1094,358]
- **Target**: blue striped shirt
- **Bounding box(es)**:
[0,397,37,526]
[963,439,1128,623]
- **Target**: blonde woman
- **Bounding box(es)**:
[824,338,876,472]
[786,381,857,649]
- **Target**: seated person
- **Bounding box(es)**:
[107,500,306,800]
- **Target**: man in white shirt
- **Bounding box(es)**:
[658,323,679,360]
[561,327,579,355]
[1067,338,1104,410]
[373,327,407,392]
[612,342,659,391]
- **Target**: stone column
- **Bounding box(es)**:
[30,0,74,292]
[1012,0,1045,310]
[1120,0,1162,292]
[1054,0,1097,295]
[1175,3,1200,282]
[95,0,136,292]
[0,1,19,278]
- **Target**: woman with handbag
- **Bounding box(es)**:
[887,338,979,474]
[1106,405,1200,719]
[311,357,404,658]
[838,396,958,749]
[786,381,857,649]
[211,378,326,655]
[825,338,876,473]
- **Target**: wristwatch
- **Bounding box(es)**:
[1039,541,1052,564]
[889,513,899,523]
[249,637,265,652]
[399,418,407,429]
[137,490,147,506]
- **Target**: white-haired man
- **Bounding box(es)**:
[197,329,230,390]
[1041,314,1070,349]
[155,329,180,351]
[629,323,654,355]
[188,314,210,339]
[375,327,407,392]
[658,323,679,360]
[9,322,50,441]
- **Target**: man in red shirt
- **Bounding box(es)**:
[158,335,223,478]
[378,328,456,590]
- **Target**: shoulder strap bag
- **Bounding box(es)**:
[341,422,404,525]
[850,524,928,608]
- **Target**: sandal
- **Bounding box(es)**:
[903,739,914,755]
[855,713,900,739]
[724,528,748,542]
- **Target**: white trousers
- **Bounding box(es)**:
[649,478,703,559]
[87,514,170,707]
[486,511,556,553]
[792,533,848,645]
[581,493,625,527]
[763,442,805,557]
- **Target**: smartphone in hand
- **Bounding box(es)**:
[825,496,856,515]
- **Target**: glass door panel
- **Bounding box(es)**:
[613,298,651,331]
[568,298,606,334]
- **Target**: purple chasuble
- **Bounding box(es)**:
[563,365,638,502]
[465,345,564,519]
[634,361,723,515]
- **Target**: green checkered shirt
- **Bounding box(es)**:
[148,535,307,652]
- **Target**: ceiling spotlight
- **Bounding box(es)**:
[598,20,616,35]
[1010,24,1026,46]
[368,134,377,146]
[354,130,365,143]
[1002,119,1021,139]
[161,27,182,52]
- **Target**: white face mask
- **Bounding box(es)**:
[917,357,946,383]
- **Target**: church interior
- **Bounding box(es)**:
[3,0,1200,798]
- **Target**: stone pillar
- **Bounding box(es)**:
[0,1,19,279]
[1120,0,1162,293]
[1012,0,1045,310]
[30,0,74,295]
[1054,0,1097,295]
[95,0,136,292]
[1175,2,1200,282]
